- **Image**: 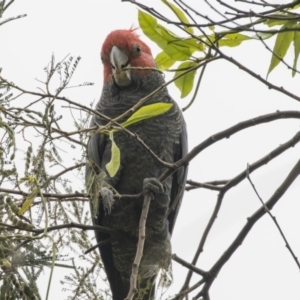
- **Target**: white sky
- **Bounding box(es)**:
[1,1,300,300]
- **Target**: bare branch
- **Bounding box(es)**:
[125,194,152,300]
[246,164,300,270]
[172,254,209,277]
[185,180,223,191]
[84,238,113,255]
[160,111,300,182]
[197,158,300,299]
[0,14,26,26]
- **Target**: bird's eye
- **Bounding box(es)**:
[134,44,141,54]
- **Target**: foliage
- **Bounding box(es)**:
[0,4,102,298]
[137,0,300,98]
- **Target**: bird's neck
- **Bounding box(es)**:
[97,72,171,120]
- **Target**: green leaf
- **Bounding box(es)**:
[168,36,204,52]
[156,24,204,53]
[19,189,39,215]
[138,10,194,61]
[292,24,300,77]
[174,61,198,98]
[161,0,194,34]
[206,32,272,46]
[217,33,251,47]
[251,33,274,40]
[122,103,173,128]
[105,102,173,177]
[156,23,194,60]
[155,51,176,70]
[267,21,296,76]
[265,18,289,28]
[106,133,120,177]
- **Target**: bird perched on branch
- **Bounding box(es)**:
[86,29,187,300]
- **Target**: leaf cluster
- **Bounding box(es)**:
[137,0,300,100]
[0,9,104,296]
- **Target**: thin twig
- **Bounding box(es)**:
[246,163,300,270]
[185,180,223,191]
[196,158,300,299]
[172,254,209,277]
[0,14,26,26]
[84,238,113,255]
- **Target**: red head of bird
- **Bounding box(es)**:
[101,29,156,87]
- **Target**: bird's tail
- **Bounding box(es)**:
[158,263,173,288]
[134,263,173,300]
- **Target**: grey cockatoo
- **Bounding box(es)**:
[86,29,188,300]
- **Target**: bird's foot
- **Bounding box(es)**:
[143,178,165,197]
[101,187,114,214]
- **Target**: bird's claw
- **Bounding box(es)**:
[101,187,114,214]
[143,178,164,196]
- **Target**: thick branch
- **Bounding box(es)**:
[160,111,300,182]
[125,194,152,300]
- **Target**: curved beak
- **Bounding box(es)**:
[110,46,131,87]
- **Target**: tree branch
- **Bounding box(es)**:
[125,194,152,300]
[172,254,209,277]
[160,111,300,182]
[196,158,300,299]
[246,165,300,270]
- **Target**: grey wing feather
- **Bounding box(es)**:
[86,116,127,300]
[168,118,188,235]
